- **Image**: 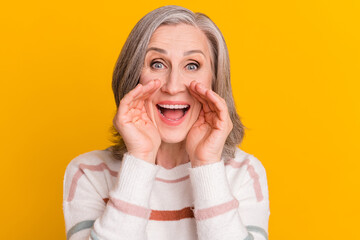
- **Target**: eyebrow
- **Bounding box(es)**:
[146,47,167,54]
[146,47,205,57]
[184,50,205,57]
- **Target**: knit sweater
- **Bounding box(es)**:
[63,147,270,240]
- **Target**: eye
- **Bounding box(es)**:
[186,63,199,71]
[151,61,165,69]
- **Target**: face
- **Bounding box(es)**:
[140,24,213,144]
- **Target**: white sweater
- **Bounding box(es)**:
[63,147,270,240]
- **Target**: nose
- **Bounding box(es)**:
[160,68,187,95]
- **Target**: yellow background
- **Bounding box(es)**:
[1,0,359,239]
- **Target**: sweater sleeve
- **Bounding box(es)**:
[63,153,160,240]
[188,154,270,240]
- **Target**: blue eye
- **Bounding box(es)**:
[186,63,199,71]
[151,62,165,69]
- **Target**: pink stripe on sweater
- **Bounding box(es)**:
[66,163,118,202]
[225,158,264,202]
[78,163,118,177]
[246,164,264,202]
[109,198,151,219]
[194,199,239,220]
[225,158,249,168]
[67,170,84,202]
[155,175,190,183]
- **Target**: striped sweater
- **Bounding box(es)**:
[63,147,270,240]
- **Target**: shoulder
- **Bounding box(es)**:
[63,148,121,202]
[64,148,121,175]
[225,148,266,174]
[225,147,269,200]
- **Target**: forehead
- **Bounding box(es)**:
[148,24,211,55]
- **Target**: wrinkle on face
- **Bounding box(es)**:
[140,24,213,144]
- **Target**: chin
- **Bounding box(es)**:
[158,129,188,144]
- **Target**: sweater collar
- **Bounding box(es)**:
[156,161,191,180]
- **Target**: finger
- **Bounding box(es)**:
[188,83,205,105]
[192,82,216,112]
[132,80,161,109]
[194,81,226,115]
[131,81,154,103]
[192,109,205,128]
[143,80,161,128]
[138,80,156,97]
[133,79,160,102]
[117,84,144,119]
[188,81,212,112]
[121,84,143,106]
[206,90,228,121]
[114,80,160,129]
[120,80,157,116]
[190,81,228,122]
[127,80,155,109]
[144,79,161,99]
[189,81,215,112]
[199,84,221,113]
[189,87,212,114]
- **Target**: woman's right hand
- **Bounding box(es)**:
[113,79,161,164]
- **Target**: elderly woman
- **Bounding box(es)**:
[63,5,270,240]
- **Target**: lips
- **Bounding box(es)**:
[156,101,190,126]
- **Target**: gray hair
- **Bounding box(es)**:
[110,5,245,160]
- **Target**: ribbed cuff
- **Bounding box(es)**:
[189,160,233,208]
[110,153,160,206]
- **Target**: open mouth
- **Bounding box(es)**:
[156,104,190,121]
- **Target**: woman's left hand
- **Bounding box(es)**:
[186,81,233,167]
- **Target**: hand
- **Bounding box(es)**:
[186,81,233,167]
[113,80,161,164]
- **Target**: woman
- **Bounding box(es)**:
[63,5,270,240]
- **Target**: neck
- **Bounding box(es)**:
[156,141,189,169]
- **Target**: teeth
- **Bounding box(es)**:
[158,104,189,109]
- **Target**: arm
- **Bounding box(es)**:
[189,155,269,240]
[63,80,162,239]
[63,153,160,240]
[186,81,269,239]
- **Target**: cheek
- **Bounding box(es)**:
[191,101,202,119]
[201,71,213,89]
[144,91,159,125]
[140,67,168,85]
[139,71,152,85]
[186,68,212,89]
